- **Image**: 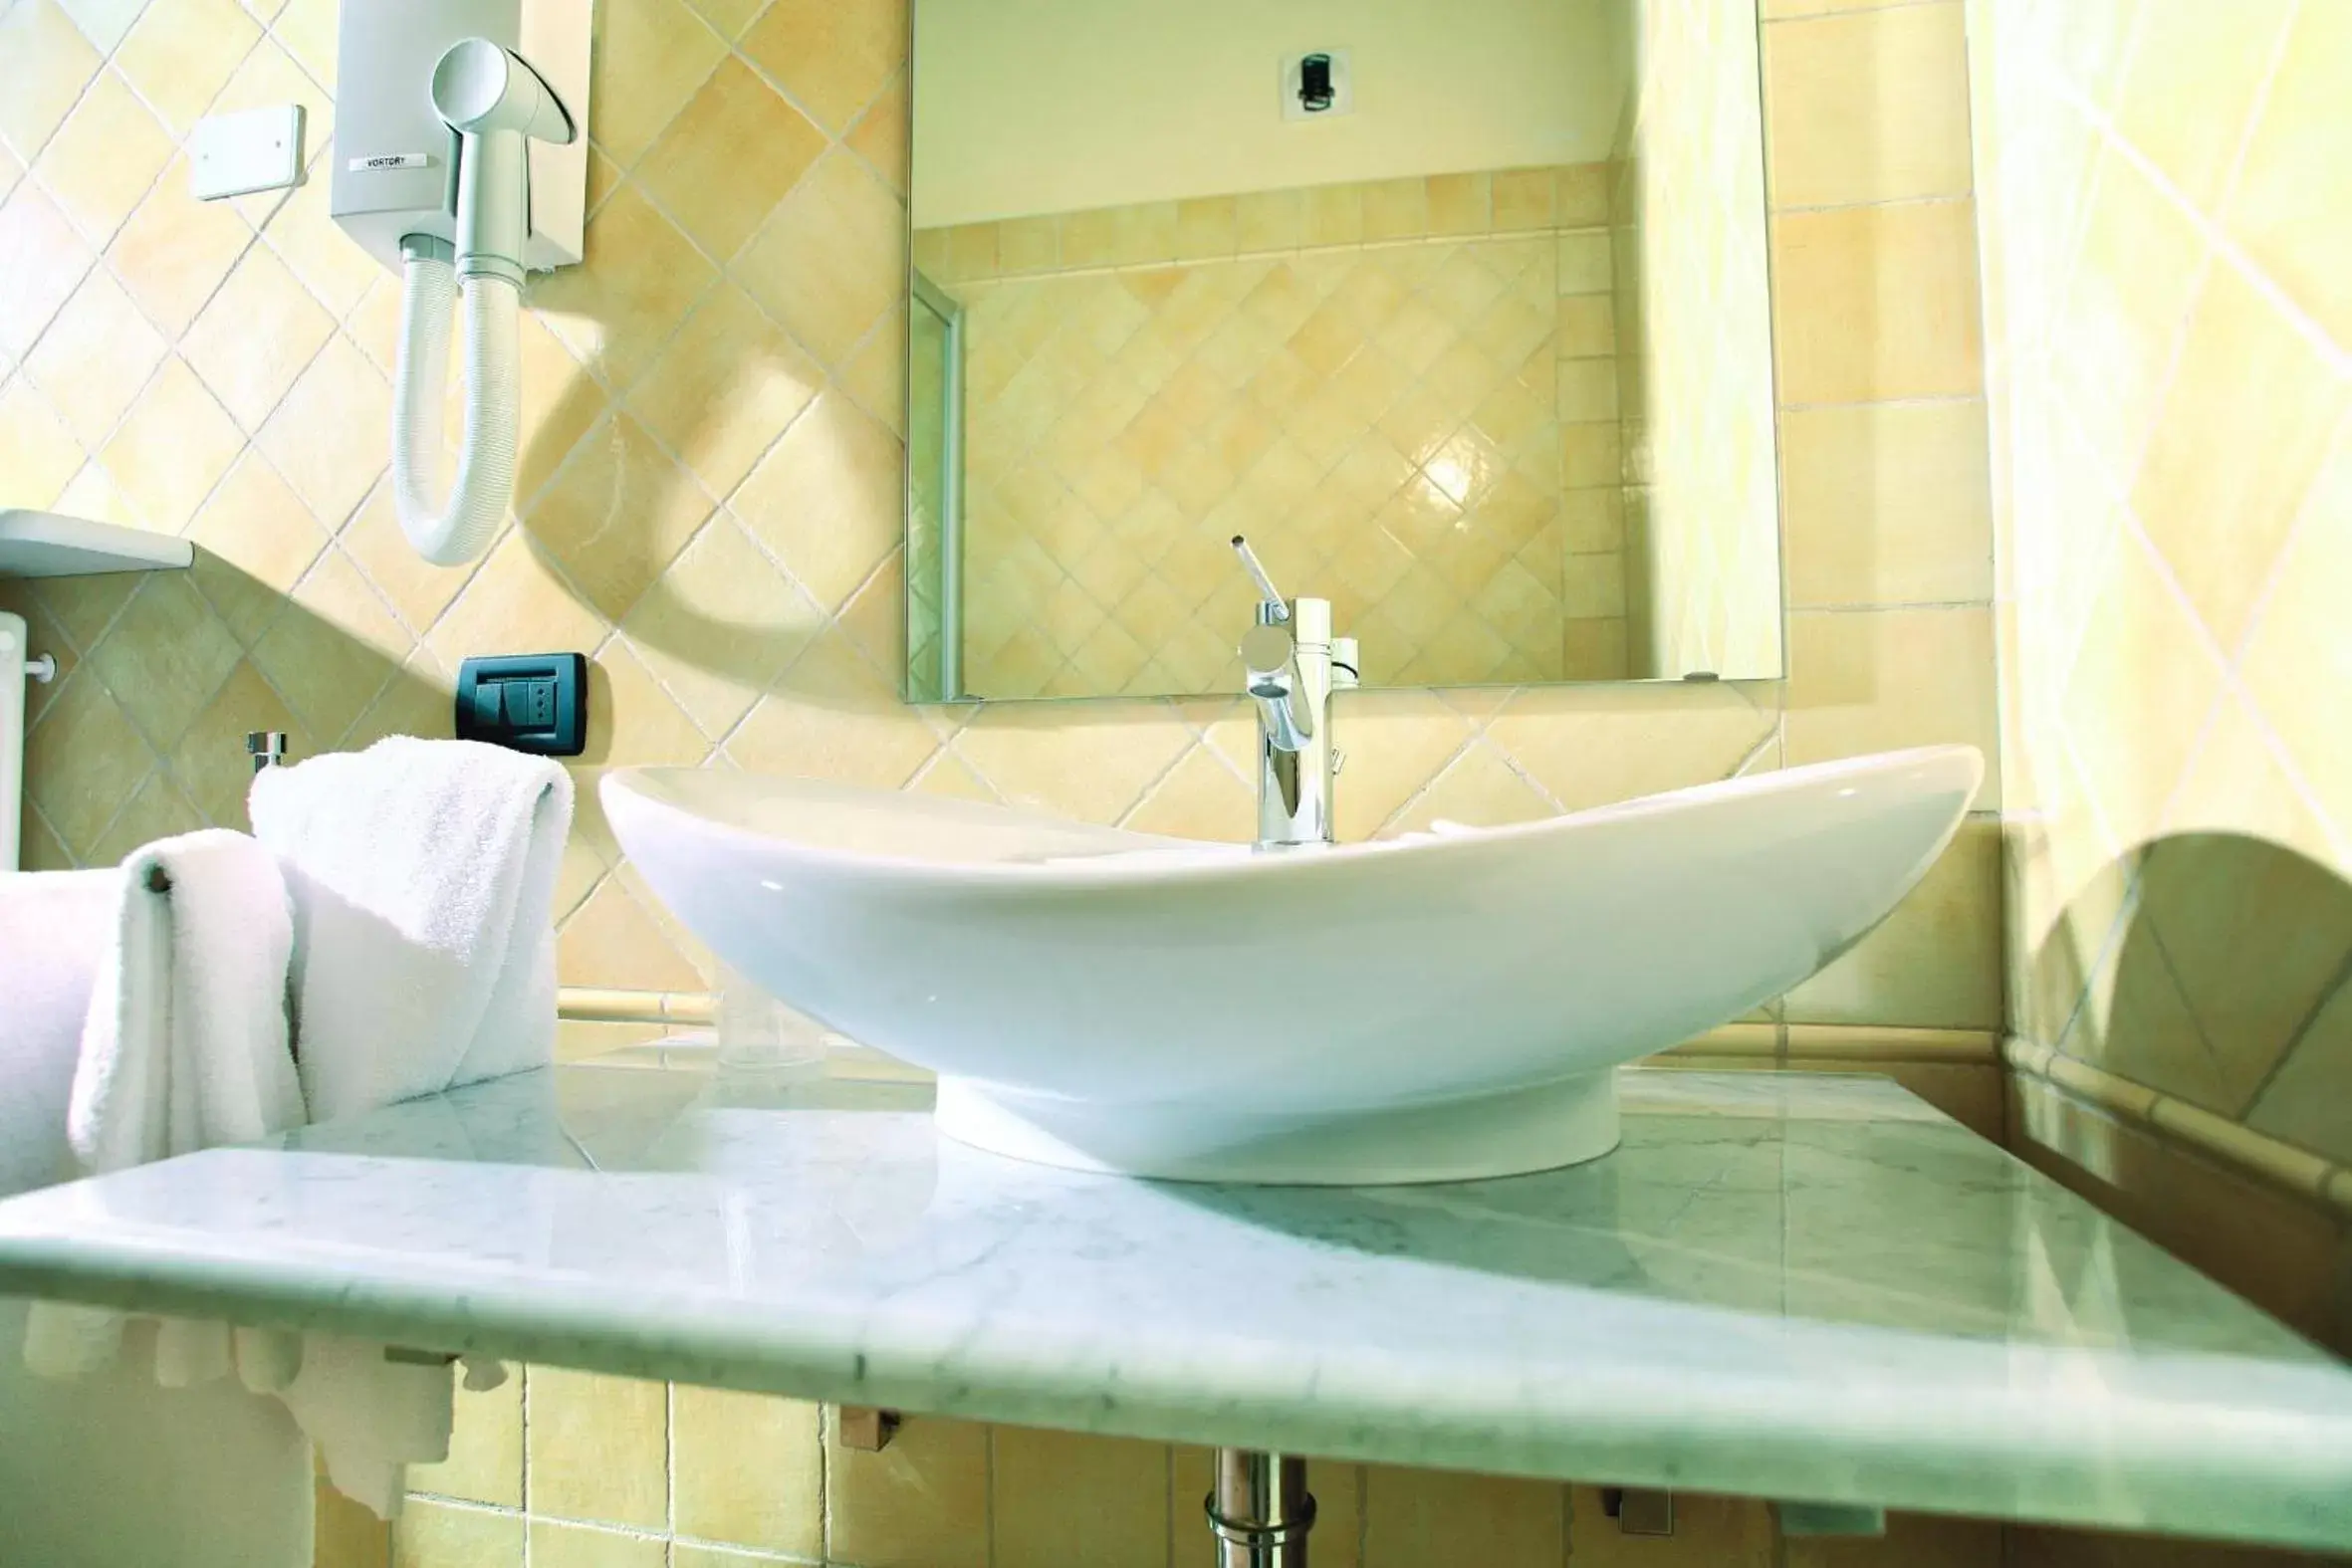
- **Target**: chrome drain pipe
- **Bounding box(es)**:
[1206,1449,1315,1567]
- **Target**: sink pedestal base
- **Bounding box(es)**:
[1208,1449,1314,1566]
[934,1069,1620,1185]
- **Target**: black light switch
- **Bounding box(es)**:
[456,653,588,757]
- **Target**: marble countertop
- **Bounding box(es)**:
[0,1060,2349,1549]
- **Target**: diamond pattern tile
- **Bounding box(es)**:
[732,387,900,610]
[0,0,102,165]
[0,181,98,363]
[105,149,253,335]
[265,0,336,87]
[23,266,168,447]
[252,334,388,528]
[24,659,158,858]
[258,161,379,319]
[184,450,330,640]
[98,355,245,532]
[530,182,719,394]
[32,68,176,248]
[180,243,335,432]
[618,512,821,739]
[55,0,145,51]
[740,0,905,136]
[423,527,603,669]
[588,0,729,168]
[86,571,244,751]
[733,147,900,367]
[85,768,206,865]
[524,410,716,622]
[250,545,407,746]
[335,482,471,638]
[114,0,264,136]
[624,280,823,497]
[0,375,88,508]
[635,57,825,262]
[941,228,1597,696]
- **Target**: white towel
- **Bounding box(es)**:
[277,1340,459,1519]
[0,869,116,1197]
[248,736,575,1122]
[9,831,509,1526]
[1,858,314,1568]
[69,830,305,1169]
[24,829,305,1382]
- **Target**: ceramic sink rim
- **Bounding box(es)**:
[602,742,1984,890]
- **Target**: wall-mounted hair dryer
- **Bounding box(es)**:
[331,2,591,566]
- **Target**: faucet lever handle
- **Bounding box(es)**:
[1230,536,1290,623]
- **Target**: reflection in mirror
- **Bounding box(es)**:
[906,0,1782,702]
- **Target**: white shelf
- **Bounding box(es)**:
[0,510,194,578]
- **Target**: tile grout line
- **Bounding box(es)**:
[938,234,1574,694]
[2035,23,2347,380]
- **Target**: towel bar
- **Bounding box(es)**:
[134,734,289,897]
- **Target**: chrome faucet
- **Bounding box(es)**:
[1232,537,1356,849]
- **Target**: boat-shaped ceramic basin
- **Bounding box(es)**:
[603,745,1981,1183]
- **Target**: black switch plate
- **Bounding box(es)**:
[455,653,588,757]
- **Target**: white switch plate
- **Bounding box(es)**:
[188,104,306,201]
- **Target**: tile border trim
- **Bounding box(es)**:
[554,990,1999,1067]
[2004,1035,2352,1221]
[559,986,719,1026]
[914,161,1621,284]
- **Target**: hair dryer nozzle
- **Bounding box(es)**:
[431,39,573,144]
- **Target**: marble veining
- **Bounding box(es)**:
[0,1065,2348,1549]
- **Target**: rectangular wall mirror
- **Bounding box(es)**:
[905,0,1783,703]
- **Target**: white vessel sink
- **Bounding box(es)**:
[603,745,1981,1184]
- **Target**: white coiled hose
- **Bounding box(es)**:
[391,250,519,566]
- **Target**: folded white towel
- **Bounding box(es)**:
[0,868,315,1568]
[25,829,305,1381]
[70,830,305,1169]
[0,869,117,1197]
[248,736,575,1122]
[10,828,512,1527]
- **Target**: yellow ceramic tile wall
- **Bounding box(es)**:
[394,1382,2028,1568]
[0,0,1997,1037]
[918,169,1626,695]
[385,1382,2041,1568]
[1973,0,2352,1166]
[0,0,2010,1562]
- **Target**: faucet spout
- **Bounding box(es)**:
[1241,623,1314,752]
[1229,537,1346,850]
